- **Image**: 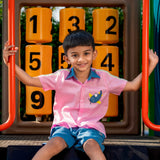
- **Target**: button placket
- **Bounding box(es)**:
[77,84,85,124]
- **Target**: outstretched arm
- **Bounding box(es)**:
[124,49,159,91]
[3,41,42,88]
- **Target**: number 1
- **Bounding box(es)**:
[30,15,37,33]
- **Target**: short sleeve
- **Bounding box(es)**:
[103,71,127,95]
[38,70,61,91]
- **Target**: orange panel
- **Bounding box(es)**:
[106,94,118,117]
[26,7,52,43]
[93,8,119,44]
[59,8,85,43]
[25,45,52,75]
[93,46,119,117]
[93,46,119,76]
[26,87,52,116]
[25,45,52,115]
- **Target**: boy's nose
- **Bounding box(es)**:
[78,56,84,62]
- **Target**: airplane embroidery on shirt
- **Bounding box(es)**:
[89,90,103,104]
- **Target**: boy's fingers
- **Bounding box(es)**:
[3,45,18,52]
[4,41,8,46]
[7,45,15,50]
[8,50,17,53]
[4,42,9,49]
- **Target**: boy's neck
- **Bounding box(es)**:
[74,69,90,84]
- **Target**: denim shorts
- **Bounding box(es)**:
[49,126,105,152]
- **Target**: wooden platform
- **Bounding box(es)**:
[0,135,49,147]
[1,135,160,147]
[1,135,160,160]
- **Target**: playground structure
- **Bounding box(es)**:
[1,0,141,135]
[1,0,160,159]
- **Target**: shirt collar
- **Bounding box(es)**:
[65,68,100,80]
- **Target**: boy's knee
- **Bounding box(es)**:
[49,137,68,149]
[56,137,68,148]
[83,139,100,151]
[83,139,106,160]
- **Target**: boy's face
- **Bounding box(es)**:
[64,46,97,73]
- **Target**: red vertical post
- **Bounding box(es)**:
[142,0,160,131]
[0,0,15,131]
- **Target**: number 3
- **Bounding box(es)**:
[68,16,80,33]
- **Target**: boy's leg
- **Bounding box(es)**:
[32,136,67,160]
[32,126,75,160]
[83,139,106,160]
[74,128,106,160]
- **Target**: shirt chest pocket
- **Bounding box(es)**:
[85,89,108,105]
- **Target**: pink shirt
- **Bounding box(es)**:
[39,68,127,136]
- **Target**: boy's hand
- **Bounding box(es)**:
[149,49,159,67]
[148,49,159,75]
[3,41,18,66]
[123,49,158,92]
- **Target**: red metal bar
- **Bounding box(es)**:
[142,0,160,131]
[0,0,15,131]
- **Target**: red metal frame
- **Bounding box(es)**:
[142,0,160,131]
[0,0,15,131]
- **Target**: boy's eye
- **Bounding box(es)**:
[72,54,78,58]
[84,52,90,55]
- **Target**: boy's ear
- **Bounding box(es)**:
[64,55,71,64]
[93,50,97,60]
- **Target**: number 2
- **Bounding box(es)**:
[105,16,117,35]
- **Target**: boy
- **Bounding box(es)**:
[3,30,159,160]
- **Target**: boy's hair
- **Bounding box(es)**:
[63,30,95,55]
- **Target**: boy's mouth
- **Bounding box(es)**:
[77,63,87,67]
